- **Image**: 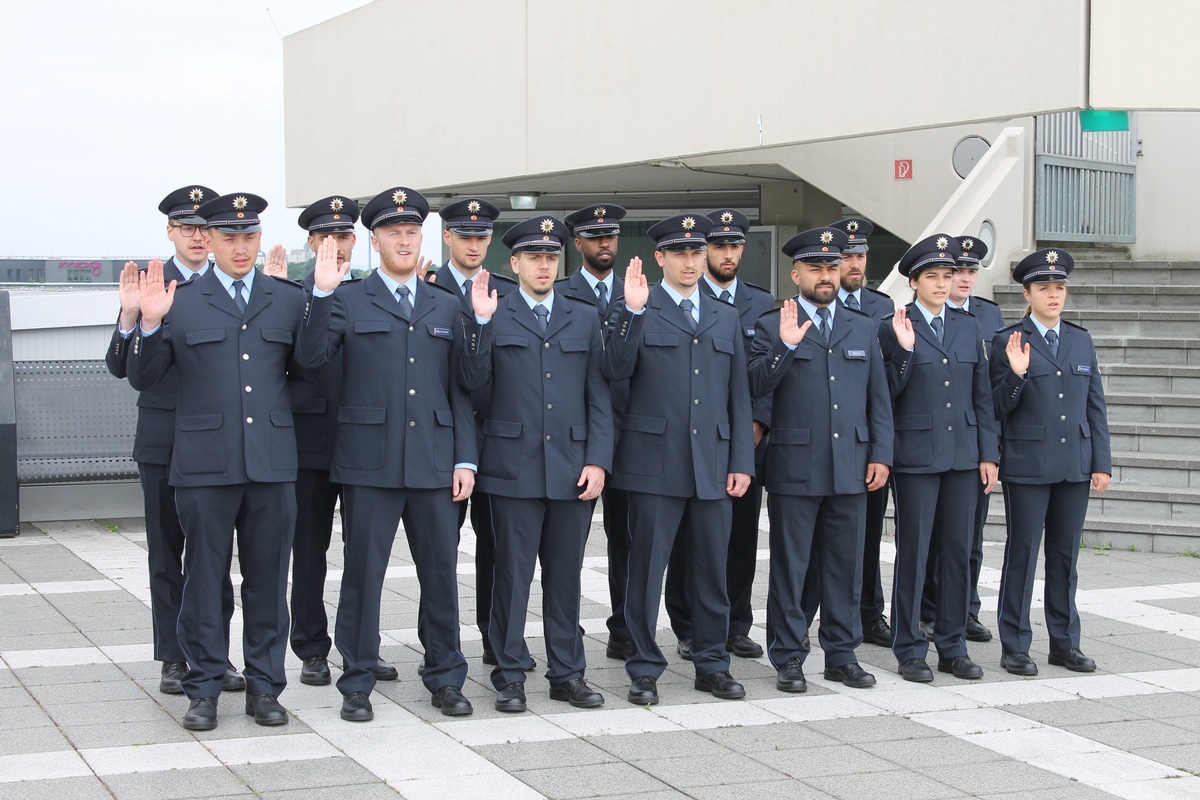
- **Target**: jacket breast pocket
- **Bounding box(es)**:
[262,328,293,345]
[480,418,522,480]
[955,348,978,364]
[1002,424,1044,477]
[497,334,529,348]
[644,332,679,348]
[335,406,386,471]
[353,321,391,335]
[712,338,735,356]
[559,338,588,353]
[616,414,667,477]
[175,414,225,474]
[894,414,933,468]
[270,410,296,471]
[184,328,225,347]
[767,427,811,483]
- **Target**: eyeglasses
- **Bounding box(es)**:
[170,223,204,237]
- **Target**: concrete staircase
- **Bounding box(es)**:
[985,260,1200,552]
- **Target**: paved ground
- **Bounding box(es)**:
[2,510,1200,800]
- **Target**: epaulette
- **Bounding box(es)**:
[553,276,571,285]
[1062,318,1089,332]
[865,285,892,299]
[561,292,598,307]
[841,302,871,317]
[948,305,975,316]
[996,320,1022,334]
[267,275,304,289]
[742,280,773,296]
[973,295,1000,308]
[425,278,460,297]
[490,272,519,286]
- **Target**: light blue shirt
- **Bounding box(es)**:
[659,282,700,325]
[702,275,738,302]
[786,294,835,351]
[837,287,862,308]
[373,269,419,312]
[442,262,475,296]
[912,300,945,331]
[212,266,255,303]
[519,288,554,320]
[578,268,614,301]
[1028,312,1061,342]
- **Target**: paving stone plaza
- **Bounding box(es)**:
[2,511,1200,800]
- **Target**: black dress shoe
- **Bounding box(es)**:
[550,678,604,708]
[965,614,993,642]
[606,638,634,661]
[938,655,983,680]
[301,655,331,686]
[898,658,934,683]
[417,662,425,676]
[627,676,659,705]
[372,659,398,682]
[495,682,527,713]
[919,621,936,642]
[245,694,289,726]
[776,657,807,693]
[801,634,811,651]
[726,634,764,659]
[824,662,877,688]
[159,662,186,695]
[340,691,374,722]
[181,697,218,731]
[1049,648,1096,673]
[694,671,745,699]
[222,665,246,693]
[1000,652,1039,676]
[676,638,693,661]
[431,686,473,716]
[862,616,893,647]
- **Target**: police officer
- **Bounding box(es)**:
[429,197,520,670]
[750,227,893,692]
[464,216,613,712]
[107,186,243,697]
[921,237,1006,643]
[129,193,306,731]
[991,248,1111,676]
[559,202,632,660]
[816,217,897,649]
[666,208,775,661]
[878,234,999,683]
[603,213,755,705]
[297,186,478,721]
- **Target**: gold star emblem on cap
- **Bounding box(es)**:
[820,230,833,244]
[467,200,481,214]
[392,189,407,206]
[720,212,734,225]
[540,219,555,233]
[935,236,949,250]
[594,207,607,218]
[330,198,344,212]
[233,196,248,211]
[189,188,204,203]
[682,217,696,231]
[1046,250,1059,264]
[846,220,859,233]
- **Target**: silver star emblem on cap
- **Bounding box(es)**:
[720,212,734,225]
[467,200,481,214]
[189,188,204,203]
[846,220,859,233]
[233,196,248,210]
[682,217,696,231]
[820,231,833,244]
[962,238,974,251]
[330,198,344,212]
[594,207,607,218]
[392,189,407,205]
[935,236,949,250]
[1046,250,1059,264]
[540,219,555,233]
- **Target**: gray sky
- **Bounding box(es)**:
[1,0,441,267]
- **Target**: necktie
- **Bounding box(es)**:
[1046,329,1059,358]
[232,279,247,314]
[462,278,472,298]
[596,282,608,307]
[680,298,697,332]
[395,286,413,320]
[719,289,733,304]
[533,303,549,334]
[815,306,831,341]
[930,315,944,344]
[845,293,860,311]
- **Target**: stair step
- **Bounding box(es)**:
[1110,452,1200,489]
[1104,391,1200,424]
[979,512,1200,553]
[1109,421,1200,456]
[1032,261,1200,286]
[983,482,1200,520]
[1101,364,1200,394]
[992,284,1200,310]
[1093,336,1200,366]
[1053,310,1200,337]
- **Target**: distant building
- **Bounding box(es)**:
[0,258,153,284]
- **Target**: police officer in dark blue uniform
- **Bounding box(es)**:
[921,236,1007,643]
[878,234,1000,683]
[603,214,755,705]
[991,248,1111,676]
[429,197,521,670]
[666,208,775,661]
[107,186,243,697]
[297,187,479,721]
[463,216,613,712]
[129,193,306,731]
[749,227,893,693]
[558,202,631,660]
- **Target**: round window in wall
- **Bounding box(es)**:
[952,136,990,179]
[977,220,996,268]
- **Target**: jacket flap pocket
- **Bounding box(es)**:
[262,327,293,344]
[717,422,731,440]
[184,328,225,346]
[270,410,294,427]
[856,425,870,442]
[955,348,978,364]
[771,427,811,445]
[894,415,932,431]
[1080,422,1092,438]
[965,408,978,426]
[792,345,814,361]
[1006,424,1044,441]
[571,424,588,441]
[644,332,679,347]
[496,334,529,347]
[483,418,521,438]
[434,407,455,427]
[179,413,222,432]
[338,406,386,425]
[559,338,588,352]
[713,337,735,354]
[137,392,176,410]
[623,414,667,434]
[353,320,391,334]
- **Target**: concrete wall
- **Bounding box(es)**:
[9,290,120,361]
[1130,112,1200,260]
[1091,0,1200,110]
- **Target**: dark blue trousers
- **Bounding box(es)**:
[601,486,632,642]
[289,467,342,660]
[922,483,989,623]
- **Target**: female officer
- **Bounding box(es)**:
[990,248,1111,676]
[878,234,999,683]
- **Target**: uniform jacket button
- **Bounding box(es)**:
[246,417,253,424]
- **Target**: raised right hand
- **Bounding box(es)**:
[892,306,916,350]
[137,259,176,330]
[779,299,812,346]
[470,269,499,319]
[312,235,347,292]
[623,256,648,311]
[118,261,140,330]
